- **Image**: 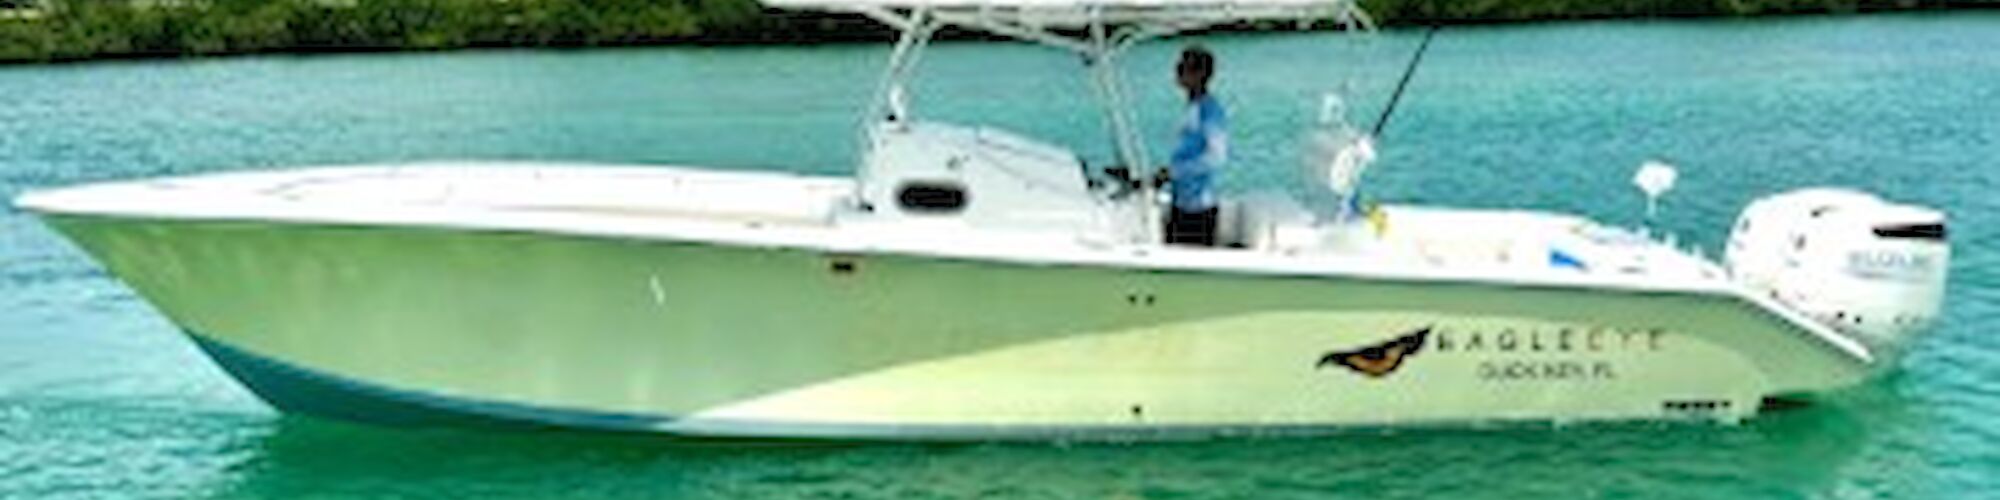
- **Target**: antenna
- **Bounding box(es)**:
[1371,24,1440,139]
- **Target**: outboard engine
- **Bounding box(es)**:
[1727,188,1949,354]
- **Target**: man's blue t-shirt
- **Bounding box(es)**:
[1168,94,1228,212]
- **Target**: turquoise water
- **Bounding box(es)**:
[2,13,1997,499]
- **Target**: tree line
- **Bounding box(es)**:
[0,0,1985,63]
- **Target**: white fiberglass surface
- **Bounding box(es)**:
[20,163,855,227]
[13,162,1864,360]
[19,163,1728,291]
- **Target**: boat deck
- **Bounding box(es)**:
[1369,206,1727,282]
[16,162,1864,363]
[19,162,855,229]
[19,163,1728,289]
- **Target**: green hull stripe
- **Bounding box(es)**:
[189,332,676,432]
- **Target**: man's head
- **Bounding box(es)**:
[1176,45,1215,98]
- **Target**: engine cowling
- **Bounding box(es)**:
[1726,188,1949,355]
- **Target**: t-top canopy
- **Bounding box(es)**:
[762,0,1368,30]
[764,0,1374,232]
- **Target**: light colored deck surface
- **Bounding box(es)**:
[18,162,1730,291]
[20,162,855,228]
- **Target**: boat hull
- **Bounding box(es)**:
[43,214,1870,439]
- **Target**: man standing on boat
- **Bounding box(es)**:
[1163,45,1228,246]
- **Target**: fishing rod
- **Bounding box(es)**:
[1371,24,1441,138]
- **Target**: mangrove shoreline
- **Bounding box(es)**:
[0,0,1994,64]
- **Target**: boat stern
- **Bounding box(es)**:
[1727,188,1950,366]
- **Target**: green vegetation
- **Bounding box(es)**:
[1364,0,1982,24]
[0,0,1986,62]
[0,0,880,62]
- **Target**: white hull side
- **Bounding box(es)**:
[34,212,1871,439]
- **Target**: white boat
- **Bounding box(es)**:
[14,0,1950,440]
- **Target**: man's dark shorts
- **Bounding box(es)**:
[1166,207,1219,246]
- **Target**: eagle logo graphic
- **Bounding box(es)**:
[1316,326,1432,378]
